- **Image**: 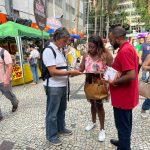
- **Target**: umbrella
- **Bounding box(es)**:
[137,32,149,39]
[47,29,55,34]
[70,34,80,39]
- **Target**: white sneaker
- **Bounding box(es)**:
[98,129,105,142]
[85,122,96,131]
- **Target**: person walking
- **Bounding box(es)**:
[79,35,113,142]
[0,47,19,121]
[42,27,81,146]
[135,37,145,73]
[28,44,40,84]
[108,26,139,150]
[140,54,150,118]
[139,33,150,81]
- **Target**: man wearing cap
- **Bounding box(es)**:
[42,27,81,146]
[108,26,138,150]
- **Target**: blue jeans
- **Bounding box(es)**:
[0,82,18,117]
[142,99,150,110]
[141,71,148,82]
[45,86,67,140]
[30,64,39,83]
[113,107,132,150]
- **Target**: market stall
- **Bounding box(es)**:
[0,21,49,86]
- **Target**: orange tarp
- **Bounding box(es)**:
[31,22,50,31]
[0,13,7,24]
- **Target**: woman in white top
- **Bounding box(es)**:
[28,44,40,84]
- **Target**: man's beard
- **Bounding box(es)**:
[112,42,120,50]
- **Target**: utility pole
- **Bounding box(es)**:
[75,0,80,34]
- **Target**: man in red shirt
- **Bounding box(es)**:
[108,26,139,150]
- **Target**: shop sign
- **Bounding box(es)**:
[33,0,47,30]
[12,65,22,80]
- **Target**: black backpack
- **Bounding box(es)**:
[41,46,68,81]
[41,46,56,81]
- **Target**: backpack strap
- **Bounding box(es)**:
[0,48,5,60]
[46,46,56,58]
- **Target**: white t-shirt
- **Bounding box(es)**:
[42,42,68,87]
[30,49,40,58]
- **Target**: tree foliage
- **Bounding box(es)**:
[134,0,150,30]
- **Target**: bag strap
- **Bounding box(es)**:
[0,48,5,60]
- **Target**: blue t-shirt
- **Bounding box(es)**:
[141,43,150,62]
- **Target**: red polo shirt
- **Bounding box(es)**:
[110,42,139,109]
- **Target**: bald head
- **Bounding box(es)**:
[112,26,126,38]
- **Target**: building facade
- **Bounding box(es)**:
[0,0,85,31]
[117,0,145,32]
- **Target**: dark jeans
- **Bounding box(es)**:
[113,107,132,150]
[0,82,18,117]
[45,86,67,140]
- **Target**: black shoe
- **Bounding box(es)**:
[59,128,72,136]
[0,116,3,121]
[12,102,19,112]
[110,139,119,147]
[49,138,62,146]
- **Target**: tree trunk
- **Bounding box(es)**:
[75,0,80,34]
[106,15,109,39]
[148,0,150,17]
[94,0,98,35]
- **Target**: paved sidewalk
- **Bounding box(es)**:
[0,75,150,150]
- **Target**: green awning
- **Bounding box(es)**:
[0,21,49,39]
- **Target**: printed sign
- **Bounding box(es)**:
[33,0,47,30]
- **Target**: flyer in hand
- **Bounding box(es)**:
[104,67,120,81]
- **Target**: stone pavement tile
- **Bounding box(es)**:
[0,75,150,150]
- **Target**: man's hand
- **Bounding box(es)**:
[69,70,82,77]
[103,77,117,87]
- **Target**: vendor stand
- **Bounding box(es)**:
[0,21,49,86]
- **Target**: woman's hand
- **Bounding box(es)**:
[69,70,82,77]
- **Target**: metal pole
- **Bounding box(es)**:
[15,36,25,85]
[53,0,55,18]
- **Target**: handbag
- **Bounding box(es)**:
[84,73,109,100]
[139,79,150,99]
[29,58,36,66]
